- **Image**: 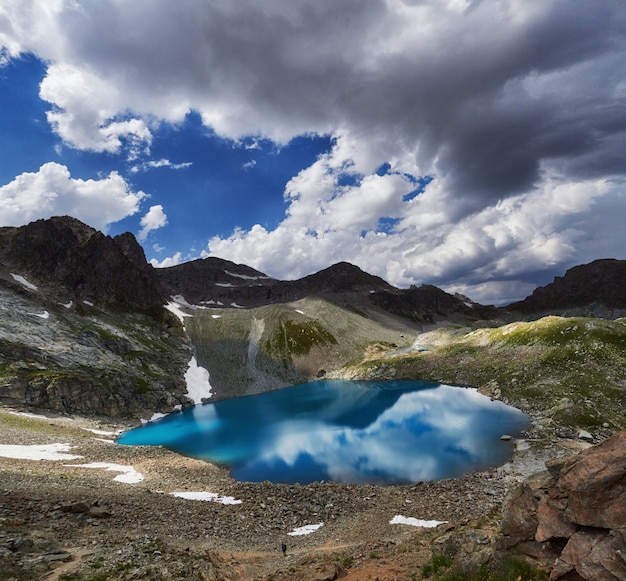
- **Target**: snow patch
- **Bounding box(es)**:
[11,273,37,291]
[184,356,213,403]
[170,491,242,505]
[82,427,122,437]
[389,515,448,528]
[215,282,234,287]
[0,443,82,461]
[288,523,324,536]
[60,300,73,308]
[224,269,271,281]
[83,300,94,306]
[65,462,144,483]
[141,412,168,424]
[31,311,50,319]
[165,299,193,323]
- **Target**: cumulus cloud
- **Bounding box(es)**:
[138,204,167,241]
[150,252,183,269]
[1,0,625,302]
[0,162,146,232]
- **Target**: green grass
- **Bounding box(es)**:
[420,556,546,581]
[348,316,626,431]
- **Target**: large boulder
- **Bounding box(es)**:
[497,430,626,580]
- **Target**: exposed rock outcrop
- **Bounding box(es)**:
[497,430,626,580]
[509,259,626,317]
[0,216,163,314]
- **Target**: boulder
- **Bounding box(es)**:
[497,430,626,580]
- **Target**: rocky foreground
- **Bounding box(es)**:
[4,406,620,581]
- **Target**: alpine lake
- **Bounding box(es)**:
[117,380,529,485]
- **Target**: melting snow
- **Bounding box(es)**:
[184,356,213,404]
[389,515,448,528]
[141,412,168,424]
[31,311,50,319]
[60,300,73,308]
[83,300,94,306]
[65,462,144,483]
[0,443,82,461]
[288,523,324,536]
[166,300,193,323]
[170,491,242,505]
[11,273,37,291]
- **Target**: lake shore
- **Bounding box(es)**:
[0,407,590,580]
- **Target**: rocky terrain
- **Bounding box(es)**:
[1,216,625,579]
[0,405,595,581]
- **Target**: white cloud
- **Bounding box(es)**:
[1,0,624,301]
[40,63,152,156]
[0,162,146,231]
[209,174,626,304]
[138,204,167,241]
[130,159,193,173]
[150,251,183,268]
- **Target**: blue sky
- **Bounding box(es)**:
[1,1,625,305]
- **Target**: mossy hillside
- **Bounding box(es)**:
[263,319,337,359]
[182,297,419,399]
[347,316,626,431]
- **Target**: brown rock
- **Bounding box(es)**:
[550,435,626,530]
[497,430,626,580]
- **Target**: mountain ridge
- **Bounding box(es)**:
[1,216,625,418]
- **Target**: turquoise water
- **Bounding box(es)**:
[117,380,529,485]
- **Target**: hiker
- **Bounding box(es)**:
[281,542,287,556]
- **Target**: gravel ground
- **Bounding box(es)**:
[0,407,583,581]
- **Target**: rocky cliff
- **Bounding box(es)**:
[0,217,191,420]
[0,216,164,314]
[497,430,626,580]
[509,259,626,318]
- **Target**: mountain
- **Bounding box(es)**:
[1,216,625,417]
[0,216,163,315]
[0,217,191,419]
[509,258,626,317]
[158,258,500,325]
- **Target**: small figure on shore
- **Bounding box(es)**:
[281,542,287,556]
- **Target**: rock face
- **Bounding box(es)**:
[509,259,626,316]
[158,258,500,325]
[0,217,191,419]
[497,430,626,580]
[0,216,163,313]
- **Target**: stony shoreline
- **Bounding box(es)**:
[0,407,589,580]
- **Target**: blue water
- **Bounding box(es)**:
[117,380,529,485]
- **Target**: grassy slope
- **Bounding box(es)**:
[339,316,626,433]
[183,296,421,399]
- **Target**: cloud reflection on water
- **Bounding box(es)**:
[118,381,529,485]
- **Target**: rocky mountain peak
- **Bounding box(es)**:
[509,258,626,315]
[297,261,395,293]
[0,216,163,313]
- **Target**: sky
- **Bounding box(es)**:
[0,0,625,305]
